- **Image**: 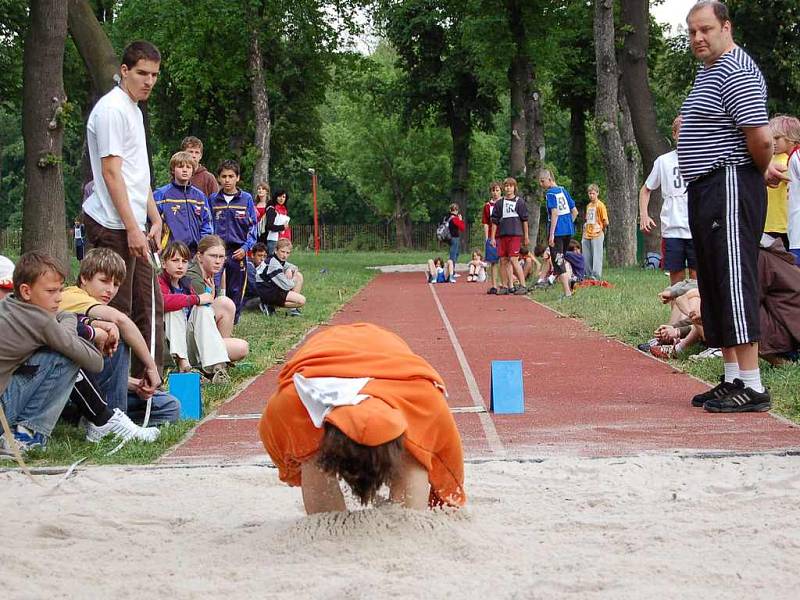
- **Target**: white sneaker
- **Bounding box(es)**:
[689,347,723,361]
[85,409,160,444]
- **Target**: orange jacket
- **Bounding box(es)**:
[259,323,466,506]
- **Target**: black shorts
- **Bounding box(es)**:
[256,283,289,307]
[661,238,696,272]
[549,235,571,276]
[688,164,766,348]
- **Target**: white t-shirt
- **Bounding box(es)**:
[787,150,800,250]
[645,150,691,239]
[83,86,151,231]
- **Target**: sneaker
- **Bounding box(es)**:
[86,408,160,444]
[13,425,47,450]
[259,303,276,316]
[427,275,435,284]
[688,347,723,361]
[514,285,528,295]
[448,275,456,283]
[486,287,498,295]
[703,379,771,413]
[650,344,678,359]
[288,308,302,317]
[637,338,659,353]
[211,365,231,385]
[496,287,510,296]
[690,376,740,407]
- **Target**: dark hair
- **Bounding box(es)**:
[121,41,161,69]
[217,159,240,176]
[533,244,547,257]
[269,188,289,208]
[162,240,191,262]
[568,239,581,252]
[688,0,730,25]
[13,251,68,298]
[78,248,126,287]
[519,246,530,256]
[181,136,203,151]
[316,423,404,506]
[252,242,268,254]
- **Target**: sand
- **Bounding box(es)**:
[2,454,799,599]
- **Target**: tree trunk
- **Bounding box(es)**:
[391,180,411,249]
[594,0,636,267]
[22,0,69,265]
[523,75,544,246]
[67,0,119,94]
[620,0,670,252]
[507,0,526,180]
[618,84,642,260]
[449,107,471,250]
[568,98,588,206]
[248,25,271,191]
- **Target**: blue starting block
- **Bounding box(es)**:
[169,372,202,420]
[490,360,525,414]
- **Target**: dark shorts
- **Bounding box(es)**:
[256,283,289,307]
[484,239,499,264]
[688,164,766,348]
[549,235,571,276]
[498,236,521,258]
[661,237,696,272]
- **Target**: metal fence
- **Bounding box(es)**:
[0,223,488,255]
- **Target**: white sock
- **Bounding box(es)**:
[675,339,686,352]
[739,368,765,393]
[723,362,739,383]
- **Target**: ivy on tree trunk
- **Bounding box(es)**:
[22,0,69,265]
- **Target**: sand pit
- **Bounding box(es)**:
[3,454,800,599]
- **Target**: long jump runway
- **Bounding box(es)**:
[161,272,800,464]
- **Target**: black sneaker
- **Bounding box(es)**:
[486,287,498,295]
[703,379,771,413]
[496,287,510,296]
[514,285,528,295]
[690,376,739,407]
[637,338,659,353]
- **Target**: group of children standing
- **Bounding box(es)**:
[430,173,608,298]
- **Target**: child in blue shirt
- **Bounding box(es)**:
[540,169,578,298]
[153,151,213,254]
[206,160,258,322]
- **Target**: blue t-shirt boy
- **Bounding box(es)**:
[545,186,576,237]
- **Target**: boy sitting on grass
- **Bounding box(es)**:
[60,248,180,426]
[254,238,305,316]
[0,252,104,454]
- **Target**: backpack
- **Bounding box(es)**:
[436,216,452,243]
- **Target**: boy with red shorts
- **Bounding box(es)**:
[489,177,529,295]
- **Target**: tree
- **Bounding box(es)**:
[594,0,637,266]
[246,2,272,190]
[619,0,670,252]
[376,0,500,220]
[67,0,119,95]
[21,0,69,264]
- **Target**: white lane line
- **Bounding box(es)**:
[216,405,487,420]
[429,285,507,457]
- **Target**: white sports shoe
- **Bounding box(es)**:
[85,409,160,444]
[689,347,723,361]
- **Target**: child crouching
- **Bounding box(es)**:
[254,239,305,316]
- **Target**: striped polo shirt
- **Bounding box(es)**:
[677,46,768,183]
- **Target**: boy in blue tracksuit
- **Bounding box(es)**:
[539,169,578,299]
[207,159,257,322]
[153,151,213,254]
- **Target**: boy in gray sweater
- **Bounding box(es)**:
[0,252,103,453]
[253,239,306,316]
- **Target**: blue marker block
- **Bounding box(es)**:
[490,360,524,414]
[170,372,202,420]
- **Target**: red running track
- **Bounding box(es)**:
[161,272,800,464]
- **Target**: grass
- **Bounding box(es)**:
[529,267,800,422]
[11,255,799,468]
[17,250,433,468]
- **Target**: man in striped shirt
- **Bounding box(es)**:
[677,1,774,413]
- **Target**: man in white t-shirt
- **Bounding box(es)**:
[639,116,696,285]
[83,40,165,378]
